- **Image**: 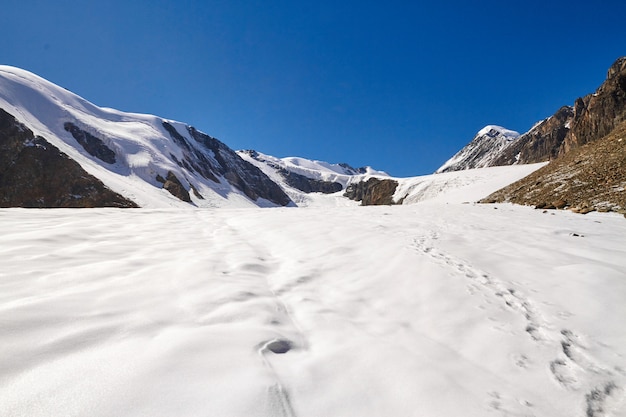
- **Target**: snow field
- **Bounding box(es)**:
[1,204,625,417]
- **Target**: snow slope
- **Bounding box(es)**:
[0,66,286,208]
[1,203,625,417]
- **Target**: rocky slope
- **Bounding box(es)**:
[481,120,626,213]
[559,56,626,154]
[0,65,291,208]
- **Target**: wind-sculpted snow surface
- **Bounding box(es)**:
[1,205,625,417]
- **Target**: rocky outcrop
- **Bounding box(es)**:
[0,108,137,208]
[491,106,574,165]
[480,120,626,213]
[278,168,343,193]
[559,57,626,155]
[64,122,117,164]
[162,122,292,206]
[344,177,400,205]
[156,171,192,203]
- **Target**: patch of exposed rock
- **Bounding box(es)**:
[64,122,117,164]
[156,171,192,203]
[344,177,400,205]
[0,108,137,208]
[481,120,626,214]
[279,168,343,193]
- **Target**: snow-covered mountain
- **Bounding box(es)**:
[0,65,290,208]
[436,125,520,173]
[0,65,545,208]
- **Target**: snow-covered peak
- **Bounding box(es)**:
[436,125,521,173]
[476,125,520,140]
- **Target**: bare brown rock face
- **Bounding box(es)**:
[559,57,626,155]
[162,171,192,203]
[344,177,400,205]
[492,106,574,166]
[0,108,138,208]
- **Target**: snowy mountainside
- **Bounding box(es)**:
[238,150,387,186]
[0,65,290,208]
[436,125,520,173]
[237,149,392,206]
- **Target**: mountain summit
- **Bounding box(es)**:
[436,125,520,173]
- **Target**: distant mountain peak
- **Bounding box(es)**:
[436,125,520,173]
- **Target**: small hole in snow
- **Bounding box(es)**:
[265,339,293,354]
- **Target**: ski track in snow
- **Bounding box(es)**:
[411,230,624,417]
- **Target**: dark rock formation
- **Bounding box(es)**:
[64,122,117,164]
[559,57,626,155]
[344,177,400,205]
[161,171,191,202]
[162,122,220,183]
[338,162,368,175]
[0,108,137,208]
[481,120,626,213]
[162,122,291,206]
[492,106,574,165]
[280,168,343,193]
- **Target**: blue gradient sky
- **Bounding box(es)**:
[3,0,625,176]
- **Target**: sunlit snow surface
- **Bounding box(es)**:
[1,204,625,417]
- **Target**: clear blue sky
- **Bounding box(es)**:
[3,0,625,176]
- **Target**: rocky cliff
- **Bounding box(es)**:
[559,57,626,155]
[344,177,400,206]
